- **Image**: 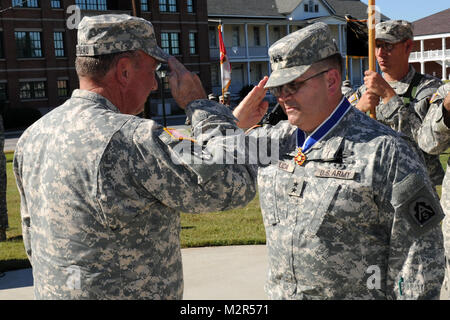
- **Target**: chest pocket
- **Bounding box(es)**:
[302,181,379,241]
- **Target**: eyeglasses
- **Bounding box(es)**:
[375,41,405,53]
[270,69,330,97]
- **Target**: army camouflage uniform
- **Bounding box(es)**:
[416,83,450,299]
[13,14,257,300]
[348,20,444,187]
[256,22,445,299]
[0,114,7,241]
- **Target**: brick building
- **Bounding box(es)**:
[0,0,211,127]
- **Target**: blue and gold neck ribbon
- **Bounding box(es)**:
[295,97,351,166]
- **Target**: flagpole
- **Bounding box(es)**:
[368,0,376,119]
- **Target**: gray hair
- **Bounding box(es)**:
[311,53,343,76]
[75,50,141,82]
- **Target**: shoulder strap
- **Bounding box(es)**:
[400,72,424,106]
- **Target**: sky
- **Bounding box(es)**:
[360,0,449,22]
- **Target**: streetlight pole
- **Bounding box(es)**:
[156,66,167,127]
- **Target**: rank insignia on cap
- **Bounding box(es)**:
[409,197,436,228]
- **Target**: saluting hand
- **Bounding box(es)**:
[168,56,207,109]
[233,76,269,129]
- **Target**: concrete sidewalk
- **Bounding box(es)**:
[0,245,268,300]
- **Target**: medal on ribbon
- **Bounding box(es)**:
[294,148,306,166]
[294,97,351,166]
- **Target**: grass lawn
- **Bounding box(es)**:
[0,151,265,272]
[1,148,449,272]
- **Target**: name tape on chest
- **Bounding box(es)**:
[278,160,295,173]
[314,168,356,180]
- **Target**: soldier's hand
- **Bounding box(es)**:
[355,90,380,114]
[168,57,207,109]
[233,76,269,129]
[364,70,396,104]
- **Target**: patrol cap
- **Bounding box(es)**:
[265,22,338,88]
[375,20,413,43]
[76,14,169,62]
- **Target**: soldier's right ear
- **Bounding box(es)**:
[116,58,132,86]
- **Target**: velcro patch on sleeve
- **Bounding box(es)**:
[392,174,444,237]
[348,93,359,105]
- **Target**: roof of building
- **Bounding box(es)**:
[412,8,450,36]
[207,0,283,17]
[207,0,390,20]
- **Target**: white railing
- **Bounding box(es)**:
[210,46,269,60]
[409,49,450,62]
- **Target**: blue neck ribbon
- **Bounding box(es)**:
[296,97,351,153]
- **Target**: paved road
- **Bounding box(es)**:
[0,245,268,300]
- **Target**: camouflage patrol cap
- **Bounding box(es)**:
[265,22,338,88]
[76,14,169,62]
[375,20,413,43]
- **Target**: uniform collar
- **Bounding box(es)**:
[385,65,416,95]
[71,89,120,113]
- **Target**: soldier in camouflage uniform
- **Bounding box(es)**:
[0,113,7,242]
[341,80,354,99]
[233,22,445,299]
[348,20,444,187]
[13,14,256,299]
[416,83,450,299]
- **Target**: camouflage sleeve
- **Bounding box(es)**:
[376,78,442,145]
[132,99,257,213]
[347,85,365,107]
[12,141,32,260]
[417,84,450,155]
[378,138,445,299]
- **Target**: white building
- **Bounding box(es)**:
[207,0,390,100]
[409,8,450,81]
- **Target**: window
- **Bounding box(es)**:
[75,0,107,10]
[54,32,65,57]
[12,0,39,8]
[160,0,177,13]
[0,83,7,101]
[57,80,69,97]
[19,81,46,100]
[304,4,308,12]
[161,32,180,55]
[187,0,194,13]
[189,32,197,55]
[162,77,170,91]
[51,0,61,8]
[315,4,319,12]
[232,26,240,47]
[15,31,43,58]
[273,26,280,41]
[211,64,220,86]
[141,0,149,11]
[253,27,260,46]
[209,26,217,48]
